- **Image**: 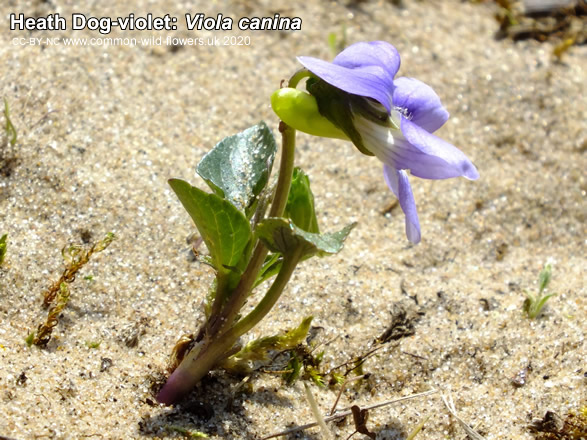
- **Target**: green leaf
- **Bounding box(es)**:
[524,291,556,319]
[253,253,283,288]
[168,179,251,271]
[538,263,552,294]
[196,121,277,215]
[256,218,355,258]
[223,316,313,372]
[285,351,302,385]
[285,168,319,234]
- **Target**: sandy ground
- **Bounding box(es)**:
[0,0,585,439]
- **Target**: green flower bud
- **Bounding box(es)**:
[271,88,349,141]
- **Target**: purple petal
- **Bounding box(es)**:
[395,118,479,180]
[383,165,421,244]
[333,41,400,80]
[298,41,400,113]
[393,77,449,133]
[352,115,479,181]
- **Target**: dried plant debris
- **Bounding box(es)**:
[168,333,196,371]
[491,0,586,48]
[441,393,487,440]
[31,282,71,347]
[318,305,422,384]
[348,405,377,440]
[376,304,422,344]
[511,364,532,387]
[118,316,149,348]
[260,389,437,440]
[42,232,115,306]
[304,382,334,440]
[27,232,116,347]
[529,409,587,440]
[100,357,113,373]
[405,415,431,440]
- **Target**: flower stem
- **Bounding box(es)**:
[160,81,300,405]
[288,68,311,89]
[269,122,296,217]
[207,121,297,338]
[157,246,302,405]
[230,247,303,339]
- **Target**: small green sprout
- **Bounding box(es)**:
[164,425,208,438]
[523,263,556,319]
[0,234,7,265]
[284,351,303,384]
[327,24,347,57]
[3,98,17,147]
[84,274,94,281]
[86,340,101,349]
[25,332,34,347]
[406,415,431,440]
[330,372,344,385]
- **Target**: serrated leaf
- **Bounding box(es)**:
[196,122,277,214]
[285,168,319,234]
[169,179,251,271]
[256,218,355,258]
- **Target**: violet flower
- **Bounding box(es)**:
[273,41,478,243]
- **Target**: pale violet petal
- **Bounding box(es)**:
[298,41,400,113]
[398,118,479,180]
[355,115,478,180]
[393,77,449,133]
[333,41,400,83]
[298,56,394,112]
[383,162,400,198]
[383,165,421,244]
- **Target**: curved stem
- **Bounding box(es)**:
[157,247,303,405]
[288,68,312,89]
[207,122,297,337]
[268,122,296,217]
[157,329,238,404]
[162,75,303,404]
[231,247,303,339]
